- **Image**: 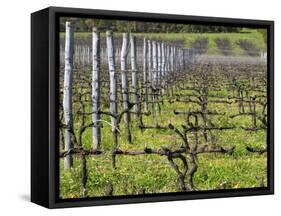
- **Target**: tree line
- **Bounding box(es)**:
[60,17,242,33]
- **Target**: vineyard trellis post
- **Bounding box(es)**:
[92,27,101,150]
[106,30,119,168]
[166,44,171,96]
[170,46,175,96]
[157,42,162,94]
[152,41,158,120]
[147,40,153,112]
[157,42,162,115]
[170,46,174,73]
[63,21,74,170]
[143,38,149,113]
[121,33,132,143]
[161,42,166,94]
[130,35,141,121]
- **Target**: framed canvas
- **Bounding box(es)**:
[31,6,274,208]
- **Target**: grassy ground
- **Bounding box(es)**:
[59,82,267,198]
[60,28,266,55]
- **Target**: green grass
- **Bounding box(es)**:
[59,81,267,198]
[60,28,266,55]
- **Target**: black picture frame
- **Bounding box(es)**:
[31,6,274,208]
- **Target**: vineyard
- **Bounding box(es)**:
[59,21,267,199]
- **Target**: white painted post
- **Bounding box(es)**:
[147,40,153,113]
[63,21,74,170]
[161,42,166,93]
[152,41,158,119]
[106,30,119,168]
[147,40,152,84]
[121,33,132,143]
[106,31,117,132]
[92,27,101,150]
[82,46,85,65]
[152,41,158,90]
[157,42,162,89]
[130,35,140,118]
[87,46,90,65]
[170,46,174,73]
[143,38,149,113]
[166,45,170,75]
[161,42,165,77]
[74,45,78,66]
[157,42,162,114]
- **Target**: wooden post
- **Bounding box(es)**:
[170,46,174,73]
[167,45,171,73]
[74,45,78,66]
[165,44,170,96]
[106,31,117,133]
[92,27,101,150]
[106,30,118,168]
[78,46,82,66]
[63,21,74,170]
[174,47,177,72]
[160,43,164,77]
[147,40,153,114]
[161,42,166,93]
[182,49,185,71]
[130,35,141,118]
[143,38,149,113]
[152,41,158,91]
[87,46,90,65]
[152,41,157,119]
[82,46,85,66]
[170,46,175,96]
[157,42,162,90]
[121,33,132,143]
[157,42,162,114]
[147,40,153,85]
